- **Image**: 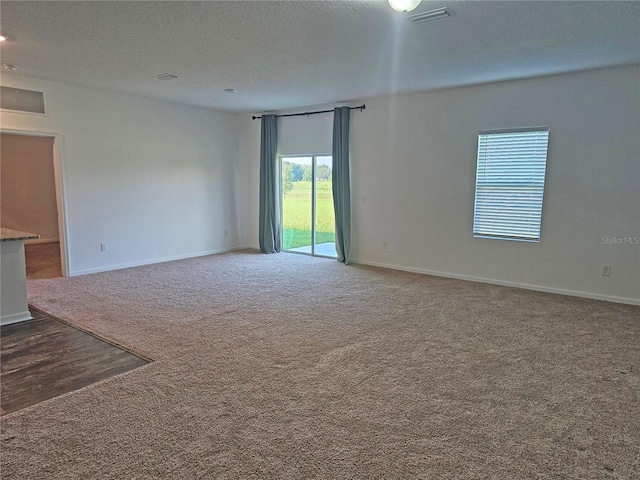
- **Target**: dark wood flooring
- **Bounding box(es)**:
[1,308,151,416]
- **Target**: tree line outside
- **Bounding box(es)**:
[282,161,331,196]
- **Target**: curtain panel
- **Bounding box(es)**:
[258,114,281,253]
[332,107,351,263]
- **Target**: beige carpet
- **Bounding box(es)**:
[2,250,638,479]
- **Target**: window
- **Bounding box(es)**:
[473,128,549,242]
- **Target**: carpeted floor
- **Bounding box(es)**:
[2,250,638,479]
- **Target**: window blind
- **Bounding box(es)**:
[473,128,549,241]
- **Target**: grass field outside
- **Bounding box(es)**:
[282,180,335,250]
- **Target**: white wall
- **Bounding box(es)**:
[243,65,640,304]
[1,133,59,243]
[240,116,261,248]
[0,76,248,276]
[278,113,333,156]
[3,66,637,303]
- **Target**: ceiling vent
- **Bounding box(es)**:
[153,73,180,81]
[0,86,46,114]
[409,7,452,24]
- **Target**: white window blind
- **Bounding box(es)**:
[473,128,549,242]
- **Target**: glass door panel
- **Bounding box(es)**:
[281,155,337,258]
[314,156,337,257]
[281,156,312,253]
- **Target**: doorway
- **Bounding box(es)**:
[0,132,67,278]
[281,155,337,258]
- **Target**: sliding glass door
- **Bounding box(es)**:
[281,155,337,258]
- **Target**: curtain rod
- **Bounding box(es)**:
[251,104,365,120]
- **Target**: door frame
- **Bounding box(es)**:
[1,128,70,277]
[279,154,335,258]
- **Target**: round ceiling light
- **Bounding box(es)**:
[388,0,421,12]
[0,35,6,42]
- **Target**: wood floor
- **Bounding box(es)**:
[1,308,150,416]
[25,241,62,280]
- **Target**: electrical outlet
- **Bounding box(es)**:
[602,265,611,276]
[100,242,108,252]
[383,240,388,250]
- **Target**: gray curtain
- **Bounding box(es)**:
[259,114,281,253]
[332,107,351,263]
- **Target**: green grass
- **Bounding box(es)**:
[282,229,335,250]
[282,180,335,250]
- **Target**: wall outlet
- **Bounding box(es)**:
[100,242,108,252]
[602,265,611,276]
[383,240,388,250]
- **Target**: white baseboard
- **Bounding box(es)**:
[1,310,33,326]
[69,245,251,277]
[25,237,59,245]
[350,258,640,306]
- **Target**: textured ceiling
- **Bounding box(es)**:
[1,1,638,113]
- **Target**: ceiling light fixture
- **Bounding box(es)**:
[0,35,6,42]
[388,0,421,13]
[2,64,17,72]
[224,88,237,94]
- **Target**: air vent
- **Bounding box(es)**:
[0,86,46,114]
[409,7,452,24]
[153,73,180,81]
